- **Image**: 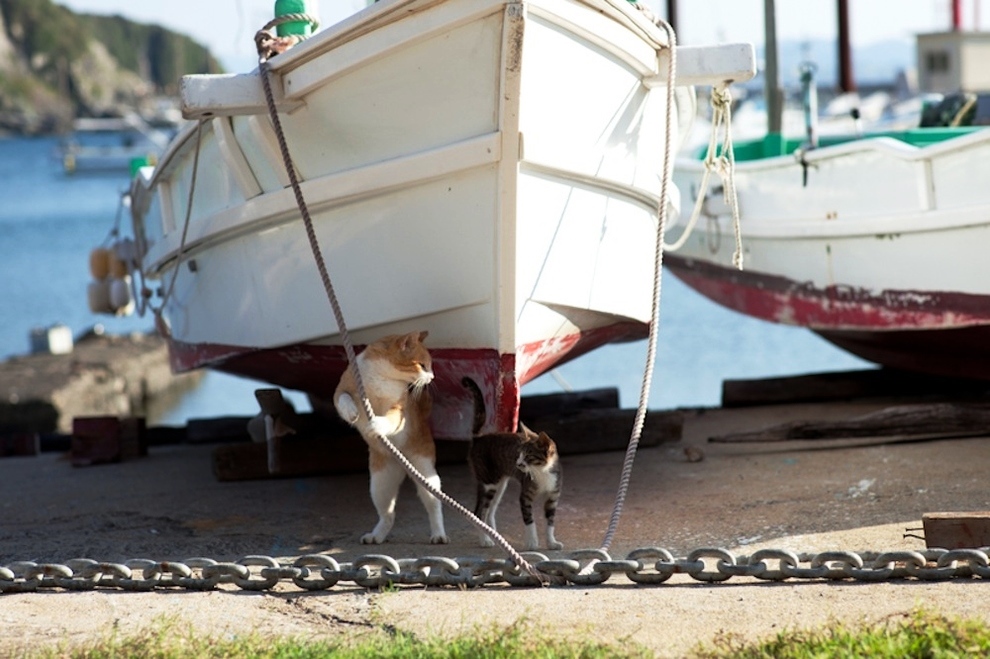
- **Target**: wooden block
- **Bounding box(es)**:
[922,512,990,549]
[0,432,40,457]
[71,416,147,466]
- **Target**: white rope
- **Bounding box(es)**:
[663,86,744,270]
[149,119,206,335]
[597,15,677,553]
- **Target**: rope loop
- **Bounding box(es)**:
[664,83,743,270]
[255,13,320,63]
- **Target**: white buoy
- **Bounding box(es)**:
[30,324,74,355]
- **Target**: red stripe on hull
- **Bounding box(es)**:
[164,322,648,437]
[666,254,990,380]
[665,255,990,330]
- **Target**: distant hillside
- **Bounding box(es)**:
[0,0,223,134]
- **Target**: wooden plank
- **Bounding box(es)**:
[519,387,619,419]
[923,512,990,549]
[721,368,990,408]
[209,391,679,481]
[709,403,990,443]
[526,408,683,454]
[186,416,254,444]
[211,434,470,482]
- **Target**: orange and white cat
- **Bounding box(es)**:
[333,331,448,545]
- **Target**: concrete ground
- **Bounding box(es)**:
[3,399,990,657]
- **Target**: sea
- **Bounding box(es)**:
[0,135,871,426]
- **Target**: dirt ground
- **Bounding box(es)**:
[3,399,990,657]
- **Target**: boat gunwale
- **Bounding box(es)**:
[267,0,671,75]
[138,0,676,225]
[139,134,670,276]
[682,126,990,168]
[140,131,505,275]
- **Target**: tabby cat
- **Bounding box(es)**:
[463,377,563,550]
[333,331,448,545]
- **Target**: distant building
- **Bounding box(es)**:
[916,31,990,93]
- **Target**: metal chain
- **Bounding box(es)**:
[4,547,988,593]
[253,32,541,582]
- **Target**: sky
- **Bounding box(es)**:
[55,0,980,73]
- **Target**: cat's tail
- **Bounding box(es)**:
[461,377,486,436]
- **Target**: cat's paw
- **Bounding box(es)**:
[368,416,392,440]
[430,533,450,545]
[547,540,564,550]
[479,535,495,548]
[335,394,359,426]
[360,532,385,545]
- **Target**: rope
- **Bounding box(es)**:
[150,118,206,336]
[598,15,677,553]
[254,13,320,56]
[663,86,744,270]
[254,32,543,582]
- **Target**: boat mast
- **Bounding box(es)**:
[764,0,784,152]
[837,0,855,92]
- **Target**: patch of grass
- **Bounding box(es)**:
[26,618,650,659]
[697,609,990,659]
[19,607,990,659]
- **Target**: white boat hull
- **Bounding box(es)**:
[668,127,990,379]
[128,0,750,435]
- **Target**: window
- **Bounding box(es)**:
[926,50,950,73]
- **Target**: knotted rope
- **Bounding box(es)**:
[663,85,744,270]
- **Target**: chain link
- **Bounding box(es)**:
[8,547,986,593]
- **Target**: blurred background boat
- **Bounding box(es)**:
[668,0,990,381]
[60,113,176,175]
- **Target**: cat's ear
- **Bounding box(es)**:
[519,421,537,438]
[400,330,428,351]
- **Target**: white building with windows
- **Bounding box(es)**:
[916,31,990,93]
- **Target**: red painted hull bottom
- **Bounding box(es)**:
[665,255,990,382]
[165,322,648,438]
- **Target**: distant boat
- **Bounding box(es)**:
[61,114,174,174]
[118,0,754,436]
